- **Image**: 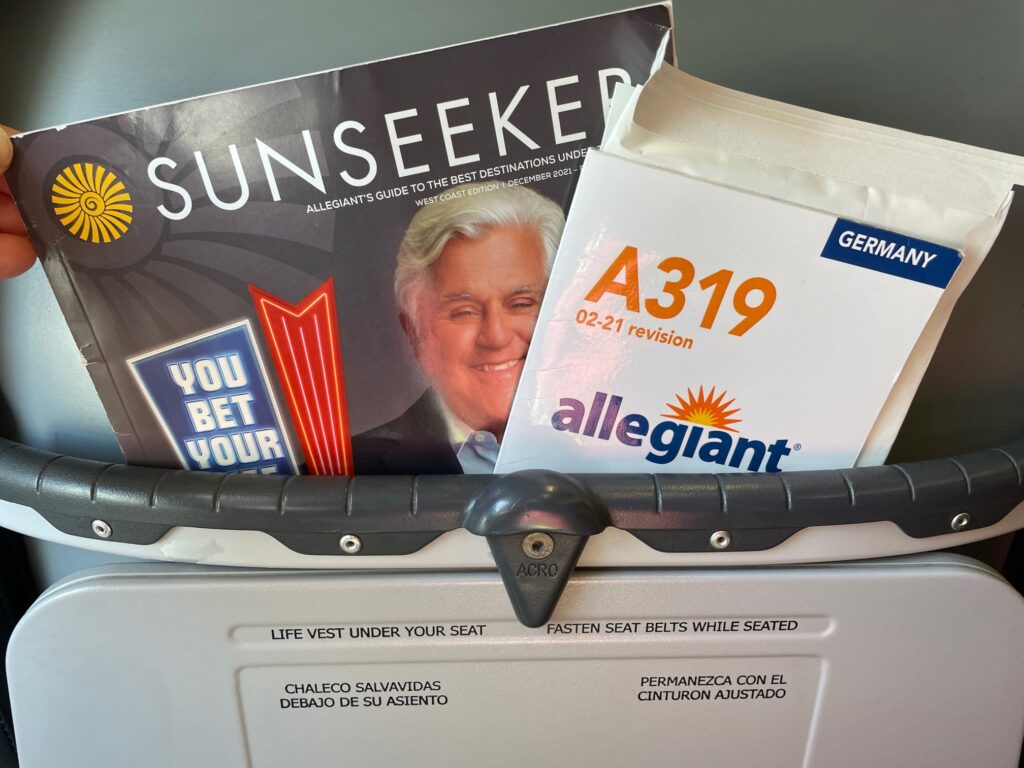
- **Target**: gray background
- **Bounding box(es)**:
[1,0,1023,577]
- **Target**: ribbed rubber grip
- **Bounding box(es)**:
[1,437,1022,554]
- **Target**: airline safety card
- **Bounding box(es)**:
[4,6,671,476]
[496,151,962,474]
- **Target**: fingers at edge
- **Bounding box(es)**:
[0,234,37,279]
[1,127,24,186]
[0,198,27,236]
[0,132,10,177]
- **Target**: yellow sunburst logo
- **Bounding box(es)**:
[51,162,133,244]
[663,386,742,432]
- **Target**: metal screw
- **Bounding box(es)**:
[710,530,732,550]
[522,532,555,560]
[951,513,971,531]
[339,534,363,554]
[92,520,112,539]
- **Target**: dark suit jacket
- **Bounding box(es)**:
[351,390,463,475]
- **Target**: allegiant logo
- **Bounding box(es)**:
[550,387,794,472]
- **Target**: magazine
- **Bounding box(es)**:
[4,5,672,475]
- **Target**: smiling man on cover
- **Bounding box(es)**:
[352,182,565,474]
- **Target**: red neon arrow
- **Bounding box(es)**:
[249,278,353,476]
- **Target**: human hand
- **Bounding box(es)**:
[0,125,36,279]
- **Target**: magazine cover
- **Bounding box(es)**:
[496,150,963,474]
[4,5,672,476]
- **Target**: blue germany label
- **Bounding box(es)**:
[820,219,961,289]
[129,320,298,474]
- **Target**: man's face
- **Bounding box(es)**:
[404,225,548,440]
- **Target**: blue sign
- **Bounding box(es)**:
[129,321,298,474]
[820,219,961,289]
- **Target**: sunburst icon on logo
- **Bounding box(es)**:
[663,386,742,432]
[51,162,133,244]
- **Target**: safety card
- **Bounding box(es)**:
[497,150,962,473]
[4,6,672,476]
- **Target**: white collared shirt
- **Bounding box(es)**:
[438,401,500,474]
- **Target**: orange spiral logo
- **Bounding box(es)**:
[51,162,133,243]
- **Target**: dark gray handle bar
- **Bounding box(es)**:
[2,436,1023,556]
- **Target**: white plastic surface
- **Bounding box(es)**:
[9,556,1024,767]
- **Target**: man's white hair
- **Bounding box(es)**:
[394,182,565,317]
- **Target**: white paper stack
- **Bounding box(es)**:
[497,149,962,473]
[498,64,1024,474]
[596,65,1024,466]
